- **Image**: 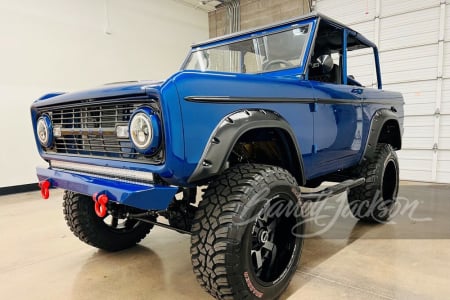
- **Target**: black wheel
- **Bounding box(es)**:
[191,164,304,300]
[63,191,154,251]
[347,143,399,223]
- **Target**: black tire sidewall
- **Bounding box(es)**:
[232,180,304,299]
[348,144,400,222]
[380,150,399,207]
[64,192,152,251]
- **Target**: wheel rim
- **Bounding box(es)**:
[382,160,398,204]
[249,196,299,284]
[102,215,141,234]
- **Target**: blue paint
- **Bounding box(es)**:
[30,13,403,211]
[37,167,178,210]
[342,29,348,85]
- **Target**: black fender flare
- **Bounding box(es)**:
[361,108,402,162]
[187,109,305,184]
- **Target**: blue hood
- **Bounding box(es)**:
[33,80,164,107]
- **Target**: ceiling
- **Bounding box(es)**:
[175,0,223,12]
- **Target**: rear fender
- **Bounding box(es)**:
[362,108,402,162]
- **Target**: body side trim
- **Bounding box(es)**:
[185,96,314,104]
[185,95,403,106]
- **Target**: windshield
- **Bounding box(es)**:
[183,24,311,74]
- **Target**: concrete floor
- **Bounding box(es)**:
[1,184,449,299]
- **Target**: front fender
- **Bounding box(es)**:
[187,109,305,183]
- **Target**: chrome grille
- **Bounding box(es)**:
[40,100,162,163]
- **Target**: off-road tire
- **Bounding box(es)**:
[190,164,304,300]
[63,191,153,251]
[347,143,399,223]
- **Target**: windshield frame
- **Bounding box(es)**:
[181,19,316,76]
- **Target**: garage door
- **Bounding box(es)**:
[315,0,450,183]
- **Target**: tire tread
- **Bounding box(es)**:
[63,191,152,251]
[190,164,299,299]
[347,143,399,222]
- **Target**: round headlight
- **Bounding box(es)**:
[36,115,53,148]
[129,108,161,154]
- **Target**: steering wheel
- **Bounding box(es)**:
[263,59,294,71]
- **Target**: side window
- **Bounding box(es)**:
[347,47,377,88]
[308,23,343,84]
[331,52,341,74]
[309,50,342,84]
[309,21,380,87]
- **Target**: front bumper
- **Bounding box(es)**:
[37,167,178,210]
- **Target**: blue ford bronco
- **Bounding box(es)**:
[31,12,403,300]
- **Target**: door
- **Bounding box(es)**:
[310,82,363,176]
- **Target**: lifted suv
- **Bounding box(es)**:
[31,12,403,300]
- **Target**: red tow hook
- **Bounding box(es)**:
[92,193,109,218]
[39,180,51,200]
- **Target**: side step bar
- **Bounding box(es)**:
[301,178,365,202]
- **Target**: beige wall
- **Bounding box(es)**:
[0,0,208,187]
[208,0,310,37]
